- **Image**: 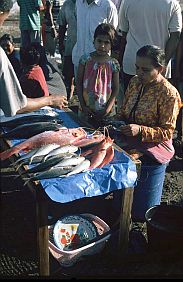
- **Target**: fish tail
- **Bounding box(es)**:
[0,146,19,161]
[98,146,114,168]
[0,140,28,161]
[23,178,31,186]
[15,161,25,171]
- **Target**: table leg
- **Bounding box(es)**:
[36,196,49,276]
[118,188,134,255]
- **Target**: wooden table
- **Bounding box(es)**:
[0,110,141,276]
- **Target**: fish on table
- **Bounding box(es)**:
[0,121,63,139]
[0,114,63,129]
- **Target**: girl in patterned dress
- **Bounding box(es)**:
[76,23,120,127]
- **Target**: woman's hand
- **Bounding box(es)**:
[120,124,141,137]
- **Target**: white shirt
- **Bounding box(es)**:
[0,47,27,117]
[72,0,118,68]
[118,0,182,77]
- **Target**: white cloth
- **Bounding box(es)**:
[178,0,183,11]
[118,0,182,77]
[0,47,27,117]
[57,0,77,56]
[72,0,118,69]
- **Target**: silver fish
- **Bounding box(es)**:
[62,159,91,177]
[24,166,73,184]
[12,148,39,167]
[54,156,85,168]
[21,153,76,175]
[43,145,79,162]
[29,143,60,164]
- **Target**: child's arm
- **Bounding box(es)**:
[105,71,119,115]
[76,62,92,115]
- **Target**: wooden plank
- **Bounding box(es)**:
[36,193,49,276]
[118,188,134,255]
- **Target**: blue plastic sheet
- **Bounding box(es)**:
[40,150,137,203]
[8,109,137,203]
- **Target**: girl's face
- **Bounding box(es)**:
[0,39,14,55]
[94,34,112,56]
[135,56,161,85]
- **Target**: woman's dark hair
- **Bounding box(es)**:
[0,0,13,12]
[0,33,14,45]
[20,45,41,66]
[29,42,50,80]
[136,45,166,68]
[94,23,118,48]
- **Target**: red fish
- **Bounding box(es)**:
[87,136,114,170]
[0,127,87,161]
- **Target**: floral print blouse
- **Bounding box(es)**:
[119,75,182,143]
[78,53,120,116]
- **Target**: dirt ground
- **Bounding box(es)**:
[0,15,183,279]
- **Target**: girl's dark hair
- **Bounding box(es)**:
[94,23,118,48]
[20,45,41,66]
[0,0,13,12]
[136,45,166,68]
[0,33,14,45]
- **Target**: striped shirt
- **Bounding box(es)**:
[17,0,42,30]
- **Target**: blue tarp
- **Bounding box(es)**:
[9,109,137,203]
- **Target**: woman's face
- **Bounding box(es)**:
[135,56,160,85]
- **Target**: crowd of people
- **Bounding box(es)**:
[0,0,183,222]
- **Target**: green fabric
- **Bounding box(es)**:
[17,0,42,30]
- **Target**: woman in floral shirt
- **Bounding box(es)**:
[115,45,182,222]
[118,45,182,164]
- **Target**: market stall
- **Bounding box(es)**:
[0,107,140,276]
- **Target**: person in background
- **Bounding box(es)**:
[0,33,22,79]
[0,0,68,117]
[117,0,182,94]
[17,0,44,48]
[175,9,183,100]
[41,0,63,56]
[19,45,49,98]
[173,6,183,156]
[76,23,120,127]
[114,45,182,221]
[30,42,67,97]
[57,0,77,101]
[72,0,118,79]
[41,0,58,57]
[111,0,123,11]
